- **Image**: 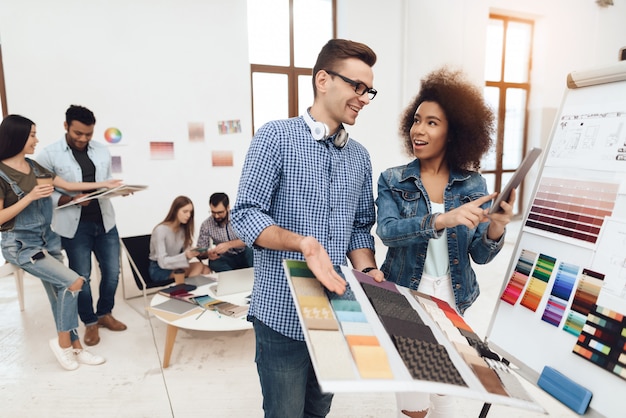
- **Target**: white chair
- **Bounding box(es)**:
[0,262,25,311]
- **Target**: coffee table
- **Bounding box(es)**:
[149,280,252,368]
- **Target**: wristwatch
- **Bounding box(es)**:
[361,267,377,274]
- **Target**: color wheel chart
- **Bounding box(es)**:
[525,177,618,245]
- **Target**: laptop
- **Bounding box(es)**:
[213,267,254,296]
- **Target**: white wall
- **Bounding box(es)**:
[339,0,626,206]
[1,0,625,237]
[0,0,251,236]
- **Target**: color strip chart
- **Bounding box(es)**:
[573,305,626,381]
[520,253,556,312]
[500,249,538,305]
[541,261,580,327]
[525,177,618,244]
[285,260,394,381]
[563,269,605,336]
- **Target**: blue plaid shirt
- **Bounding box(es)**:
[231,116,376,340]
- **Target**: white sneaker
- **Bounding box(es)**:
[49,338,79,371]
[74,348,106,365]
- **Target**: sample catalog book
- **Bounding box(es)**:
[283,260,543,414]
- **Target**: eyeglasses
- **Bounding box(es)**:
[325,70,377,100]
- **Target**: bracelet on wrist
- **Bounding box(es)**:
[361,267,377,274]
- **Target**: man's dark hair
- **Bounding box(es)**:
[209,192,229,207]
[66,105,96,126]
[312,39,377,96]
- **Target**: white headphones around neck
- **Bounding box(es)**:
[302,110,349,149]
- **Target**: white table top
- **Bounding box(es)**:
[150,281,252,332]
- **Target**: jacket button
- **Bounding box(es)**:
[455,283,461,289]
[452,259,459,265]
[450,233,457,238]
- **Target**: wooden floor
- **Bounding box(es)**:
[0,221,579,417]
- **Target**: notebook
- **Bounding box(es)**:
[214,267,254,296]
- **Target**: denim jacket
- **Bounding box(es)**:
[375,159,505,314]
[36,138,116,238]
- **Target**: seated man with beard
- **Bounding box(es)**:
[196,192,253,272]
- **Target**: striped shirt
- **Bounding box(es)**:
[231,116,376,340]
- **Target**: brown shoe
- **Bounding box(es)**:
[401,410,428,418]
[84,324,100,346]
[97,314,127,331]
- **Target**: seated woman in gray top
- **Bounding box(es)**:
[149,195,210,282]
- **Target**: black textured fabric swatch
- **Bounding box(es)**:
[361,283,422,322]
[378,315,437,344]
[393,335,467,386]
[361,283,408,305]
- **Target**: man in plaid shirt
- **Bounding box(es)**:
[196,192,253,272]
[232,39,384,418]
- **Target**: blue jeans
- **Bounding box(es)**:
[2,217,80,340]
[209,247,254,272]
[252,317,333,418]
[62,222,120,326]
[148,259,173,282]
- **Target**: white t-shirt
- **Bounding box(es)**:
[423,202,450,277]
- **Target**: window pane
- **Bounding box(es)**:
[482,172,496,195]
[503,88,527,170]
[293,0,333,68]
[481,86,500,171]
[247,0,290,66]
[503,21,532,83]
[252,72,288,133]
[485,19,504,82]
[298,74,313,115]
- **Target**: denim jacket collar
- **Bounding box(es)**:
[399,159,472,185]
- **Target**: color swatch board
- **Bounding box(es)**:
[486,63,626,418]
[283,260,543,413]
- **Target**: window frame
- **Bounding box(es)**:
[483,13,534,217]
[0,43,8,117]
[249,0,337,134]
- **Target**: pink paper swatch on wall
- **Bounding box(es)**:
[150,141,174,160]
[212,150,233,167]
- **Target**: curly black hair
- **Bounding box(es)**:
[399,67,494,171]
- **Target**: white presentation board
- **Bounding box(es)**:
[486,62,626,418]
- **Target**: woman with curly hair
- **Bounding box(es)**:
[375,67,515,417]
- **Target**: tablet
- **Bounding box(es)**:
[489,147,542,214]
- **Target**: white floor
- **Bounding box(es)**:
[0,221,581,417]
